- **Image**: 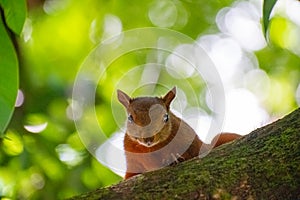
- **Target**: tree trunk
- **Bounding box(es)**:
[69,108,300,200]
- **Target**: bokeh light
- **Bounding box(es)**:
[15,90,25,107]
[165,44,196,78]
[24,122,48,133]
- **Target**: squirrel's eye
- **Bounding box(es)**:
[128,114,134,123]
[163,113,169,123]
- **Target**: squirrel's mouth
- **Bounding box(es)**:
[135,136,159,147]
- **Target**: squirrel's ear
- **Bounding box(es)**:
[163,87,176,108]
[117,90,131,109]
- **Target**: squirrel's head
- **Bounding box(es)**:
[117,87,176,147]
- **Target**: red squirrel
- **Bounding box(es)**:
[117,87,241,179]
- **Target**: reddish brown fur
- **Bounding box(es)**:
[117,87,241,179]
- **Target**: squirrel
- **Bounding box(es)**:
[117,87,241,179]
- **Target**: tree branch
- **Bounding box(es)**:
[69,108,300,200]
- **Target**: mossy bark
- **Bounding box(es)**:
[69,108,300,200]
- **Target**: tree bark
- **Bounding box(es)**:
[69,108,300,200]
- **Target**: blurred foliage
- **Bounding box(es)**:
[0,0,299,199]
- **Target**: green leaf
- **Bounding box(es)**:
[0,16,19,136]
[0,0,27,35]
[263,0,278,36]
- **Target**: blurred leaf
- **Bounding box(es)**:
[81,167,101,189]
[2,130,23,156]
[67,133,85,151]
[263,0,277,36]
[0,0,27,35]
[0,16,18,136]
[268,17,288,48]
